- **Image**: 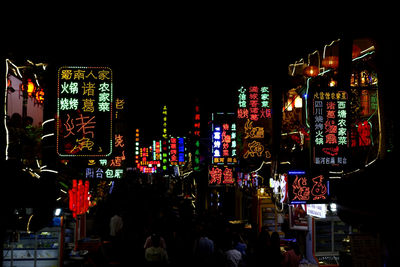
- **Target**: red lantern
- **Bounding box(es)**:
[35,88,45,104]
[303,65,319,77]
[68,179,90,218]
[22,79,36,97]
[322,56,339,69]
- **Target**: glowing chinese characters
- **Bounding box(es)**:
[312,89,348,165]
[237,86,271,121]
[209,166,235,185]
[57,66,113,157]
[236,85,273,163]
[288,171,329,204]
[212,113,237,165]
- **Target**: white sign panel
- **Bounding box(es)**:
[306,204,327,218]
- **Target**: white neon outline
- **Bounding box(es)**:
[42,118,54,126]
[41,133,54,140]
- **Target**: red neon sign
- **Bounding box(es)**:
[289,173,329,204]
[209,166,235,185]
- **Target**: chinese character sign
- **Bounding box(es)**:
[212,113,237,165]
[288,171,329,204]
[237,86,272,164]
[162,105,168,139]
[193,105,201,171]
[177,137,185,166]
[57,66,113,157]
[209,165,235,185]
[312,89,348,165]
[85,132,126,179]
[237,86,271,121]
[170,137,178,166]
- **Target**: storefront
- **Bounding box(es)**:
[276,34,384,266]
[3,215,62,267]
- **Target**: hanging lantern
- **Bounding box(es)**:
[303,65,319,77]
[35,88,45,104]
[68,179,90,218]
[21,79,36,97]
[26,79,36,97]
[352,44,361,59]
[322,56,339,69]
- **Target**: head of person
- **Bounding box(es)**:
[289,241,300,256]
[151,233,161,248]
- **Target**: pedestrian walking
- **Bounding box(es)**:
[109,210,124,261]
[145,233,169,266]
[224,237,243,267]
[193,227,215,266]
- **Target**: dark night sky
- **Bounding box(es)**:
[5,10,388,144]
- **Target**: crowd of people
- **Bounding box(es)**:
[84,177,303,267]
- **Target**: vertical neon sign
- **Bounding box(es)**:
[57,66,113,157]
[237,86,272,164]
[312,89,348,165]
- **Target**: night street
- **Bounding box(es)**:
[1,11,399,267]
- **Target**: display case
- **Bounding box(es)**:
[306,216,351,266]
[3,227,60,267]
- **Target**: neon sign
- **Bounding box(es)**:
[178,137,185,165]
[312,89,348,165]
[212,113,237,165]
[57,66,113,157]
[135,129,140,167]
[162,105,168,139]
[237,86,272,163]
[288,171,329,204]
[209,165,235,185]
[85,132,126,179]
[193,105,201,171]
[170,137,178,166]
[237,86,271,121]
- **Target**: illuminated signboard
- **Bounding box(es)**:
[85,132,126,179]
[311,89,348,165]
[194,105,200,137]
[209,165,235,186]
[287,171,329,204]
[153,140,162,161]
[162,105,168,139]
[57,66,113,157]
[161,105,169,170]
[237,172,259,188]
[237,86,272,165]
[168,137,185,166]
[193,105,201,171]
[177,137,185,165]
[237,86,271,121]
[138,146,161,173]
[170,137,178,166]
[135,129,140,167]
[212,113,237,165]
